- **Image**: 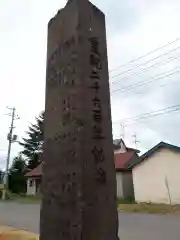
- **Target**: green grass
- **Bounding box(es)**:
[14,195,41,204]
[117,197,180,214]
[0,192,41,204]
[118,202,180,214]
[0,184,41,204]
[117,197,136,205]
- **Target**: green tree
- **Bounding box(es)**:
[8,154,27,194]
[19,111,44,169]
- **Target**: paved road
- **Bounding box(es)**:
[0,202,180,240]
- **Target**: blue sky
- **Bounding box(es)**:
[1,0,180,169]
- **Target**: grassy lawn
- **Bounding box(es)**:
[14,195,41,204]
[0,189,41,204]
[0,193,41,204]
[118,198,180,214]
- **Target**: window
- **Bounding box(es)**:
[29,179,33,187]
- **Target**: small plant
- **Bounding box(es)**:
[117,197,136,205]
[0,189,12,200]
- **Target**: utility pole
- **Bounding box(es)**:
[132,133,139,149]
[2,107,19,200]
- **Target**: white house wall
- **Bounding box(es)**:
[133,148,180,204]
[27,179,36,196]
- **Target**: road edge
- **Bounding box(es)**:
[0,225,39,239]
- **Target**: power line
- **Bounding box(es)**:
[110,37,180,73]
[111,46,180,81]
[115,104,180,123]
[113,104,180,125]
[125,108,180,126]
[112,76,180,101]
[111,51,180,85]
[110,66,180,100]
[111,67,180,94]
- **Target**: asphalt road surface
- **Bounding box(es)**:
[0,202,180,240]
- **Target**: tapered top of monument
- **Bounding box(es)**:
[65,0,102,13]
[65,0,91,8]
[66,0,89,3]
[48,0,103,27]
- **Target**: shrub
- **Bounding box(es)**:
[0,189,12,200]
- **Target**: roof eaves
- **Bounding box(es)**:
[129,141,180,168]
[127,156,139,169]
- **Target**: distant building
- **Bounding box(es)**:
[114,139,139,199]
[130,142,180,204]
[25,163,42,196]
[26,139,139,197]
[113,139,140,154]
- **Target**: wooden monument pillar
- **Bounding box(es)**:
[40,0,119,239]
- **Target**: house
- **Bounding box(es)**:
[113,139,140,154]
[26,139,139,197]
[25,163,42,196]
[130,141,180,204]
[114,139,139,199]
